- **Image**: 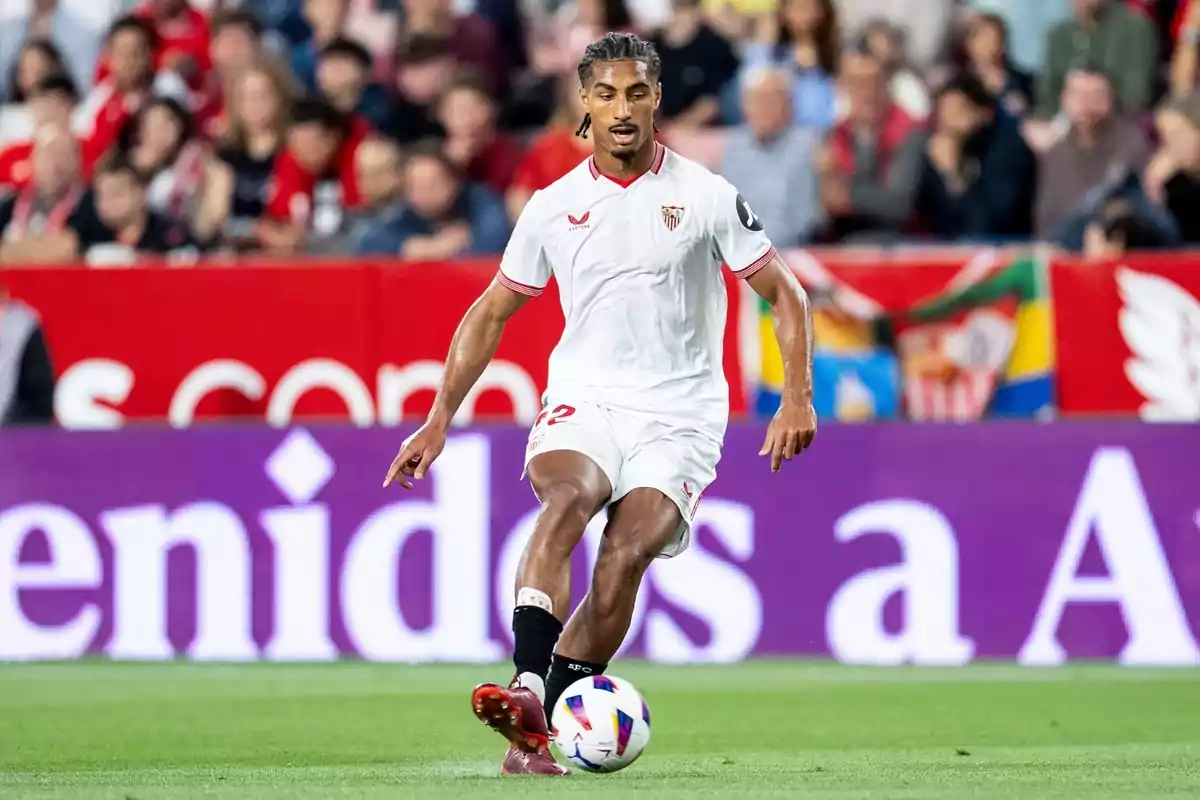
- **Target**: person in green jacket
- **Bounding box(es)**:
[1036,0,1158,118]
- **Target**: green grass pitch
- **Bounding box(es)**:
[2,662,1199,799]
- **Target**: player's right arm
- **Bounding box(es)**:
[383,193,552,489]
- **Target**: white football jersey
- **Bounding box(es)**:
[497,142,776,436]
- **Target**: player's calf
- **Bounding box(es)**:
[543,488,681,714]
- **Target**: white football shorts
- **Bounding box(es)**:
[522,397,722,558]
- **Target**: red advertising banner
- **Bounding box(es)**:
[0,260,747,428]
[1050,254,1200,419]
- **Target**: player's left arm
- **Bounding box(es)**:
[710,179,817,471]
[746,255,817,471]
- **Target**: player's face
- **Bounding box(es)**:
[580,60,660,159]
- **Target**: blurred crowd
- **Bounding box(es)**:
[0,0,1199,264]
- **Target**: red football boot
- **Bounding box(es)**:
[471,681,568,776]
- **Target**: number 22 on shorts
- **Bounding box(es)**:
[527,404,575,454]
[533,404,576,429]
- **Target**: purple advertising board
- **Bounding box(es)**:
[1,424,1199,665]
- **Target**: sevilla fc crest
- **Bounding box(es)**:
[661,205,684,231]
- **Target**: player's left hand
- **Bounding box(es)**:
[759,402,817,472]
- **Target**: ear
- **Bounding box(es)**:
[653,82,662,111]
[579,82,590,112]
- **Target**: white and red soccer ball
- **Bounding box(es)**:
[550,674,651,773]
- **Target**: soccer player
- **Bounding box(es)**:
[382,32,817,775]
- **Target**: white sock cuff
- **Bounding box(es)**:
[516,587,553,614]
[517,672,546,704]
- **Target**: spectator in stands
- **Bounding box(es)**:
[396,0,506,94]
[959,12,1035,118]
[200,10,265,140]
[1037,0,1158,118]
[79,156,198,264]
[438,70,523,196]
[839,0,955,69]
[6,40,67,107]
[258,96,368,254]
[855,19,930,120]
[919,74,1037,241]
[817,52,923,243]
[383,34,451,144]
[240,0,310,52]
[649,0,739,130]
[115,97,207,225]
[966,0,1072,73]
[293,0,348,92]
[317,38,389,129]
[77,16,157,176]
[204,59,296,248]
[0,283,55,427]
[0,126,90,264]
[1083,194,1173,256]
[136,0,213,95]
[1035,68,1149,241]
[0,74,79,191]
[506,77,591,218]
[346,137,411,253]
[740,0,840,128]
[1147,92,1200,243]
[387,141,511,258]
[537,0,637,80]
[1170,0,1200,95]
[722,67,821,248]
[0,0,105,102]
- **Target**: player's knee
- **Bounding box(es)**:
[536,482,599,546]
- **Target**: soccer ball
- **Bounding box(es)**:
[550,674,651,773]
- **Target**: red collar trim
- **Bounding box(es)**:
[589,141,665,186]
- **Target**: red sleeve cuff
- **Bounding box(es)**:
[733,246,777,280]
[496,270,545,297]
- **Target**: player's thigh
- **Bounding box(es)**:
[525,399,619,511]
[609,428,720,559]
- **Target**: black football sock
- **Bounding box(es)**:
[512,605,563,681]
[543,654,608,719]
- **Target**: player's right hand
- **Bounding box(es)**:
[382,423,448,490]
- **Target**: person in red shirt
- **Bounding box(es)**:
[506,77,592,219]
[0,74,80,191]
[94,0,213,94]
[258,96,369,253]
[437,69,523,195]
[77,16,157,174]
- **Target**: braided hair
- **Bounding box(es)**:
[574,32,662,139]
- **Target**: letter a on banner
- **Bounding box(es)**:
[1020,448,1200,666]
[826,499,974,666]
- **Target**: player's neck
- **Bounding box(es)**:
[592,140,658,184]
